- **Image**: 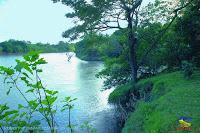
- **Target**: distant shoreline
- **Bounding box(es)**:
[0,51,70,55]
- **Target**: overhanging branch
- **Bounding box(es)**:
[138,0,195,66]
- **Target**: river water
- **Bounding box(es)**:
[0,53,120,133]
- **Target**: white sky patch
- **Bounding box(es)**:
[0,0,154,43]
[0,0,73,43]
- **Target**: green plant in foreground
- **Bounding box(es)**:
[0,52,77,133]
[80,121,97,133]
[61,96,77,133]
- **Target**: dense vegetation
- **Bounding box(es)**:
[121,70,200,132]
[75,33,122,61]
[0,0,199,132]
[0,40,74,54]
[106,0,200,132]
[68,0,200,132]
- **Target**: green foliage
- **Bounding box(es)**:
[61,97,77,111]
[97,53,130,89]
[122,71,200,132]
[0,40,71,54]
[61,96,77,133]
[137,23,166,72]
[68,43,75,52]
[93,30,129,89]
[175,0,200,67]
[121,102,155,133]
[0,51,74,132]
[75,33,121,61]
[108,80,154,104]
[181,60,193,79]
[80,121,97,133]
[75,33,104,61]
[144,111,176,133]
[108,82,134,103]
[150,81,168,100]
[97,21,182,89]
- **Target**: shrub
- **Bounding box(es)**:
[181,61,193,79]
[0,52,77,133]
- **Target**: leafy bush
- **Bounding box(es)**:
[75,33,122,61]
[97,53,131,89]
[181,61,193,79]
[0,52,76,133]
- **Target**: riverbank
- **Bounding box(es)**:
[76,52,102,61]
[109,70,200,132]
[0,40,73,54]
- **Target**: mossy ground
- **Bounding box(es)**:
[108,82,134,103]
[110,71,200,133]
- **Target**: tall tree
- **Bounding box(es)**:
[52,0,194,82]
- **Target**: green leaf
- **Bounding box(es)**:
[29,100,38,109]
[4,110,18,117]
[24,51,40,62]
[26,89,34,93]
[9,113,19,121]
[41,100,48,106]
[6,89,11,95]
[38,107,48,113]
[0,104,9,112]
[15,63,23,72]
[31,120,41,126]
[36,81,43,89]
[71,98,78,102]
[20,112,27,117]
[0,66,14,75]
[16,60,33,74]
[18,120,27,127]
[36,58,47,65]
[45,90,58,95]
[18,104,24,109]
[46,96,57,105]
[61,108,66,112]
[22,72,31,79]
[65,96,71,102]
[37,69,43,72]
[23,54,31,61]
[21,77,30,86]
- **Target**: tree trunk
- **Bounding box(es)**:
[127,14,138,82]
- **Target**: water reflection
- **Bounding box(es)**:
[0,53,119,133]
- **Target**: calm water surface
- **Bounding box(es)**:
[0,53,119,133]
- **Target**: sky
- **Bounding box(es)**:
[0,0,153,44]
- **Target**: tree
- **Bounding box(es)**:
[175,0,200,66]
[52,0,194,82]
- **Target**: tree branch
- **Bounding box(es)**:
[139,0,195,66]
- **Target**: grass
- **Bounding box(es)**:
[108,82,135,103]
[112,70,200,133]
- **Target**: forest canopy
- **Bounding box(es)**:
[0,40,74,53]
